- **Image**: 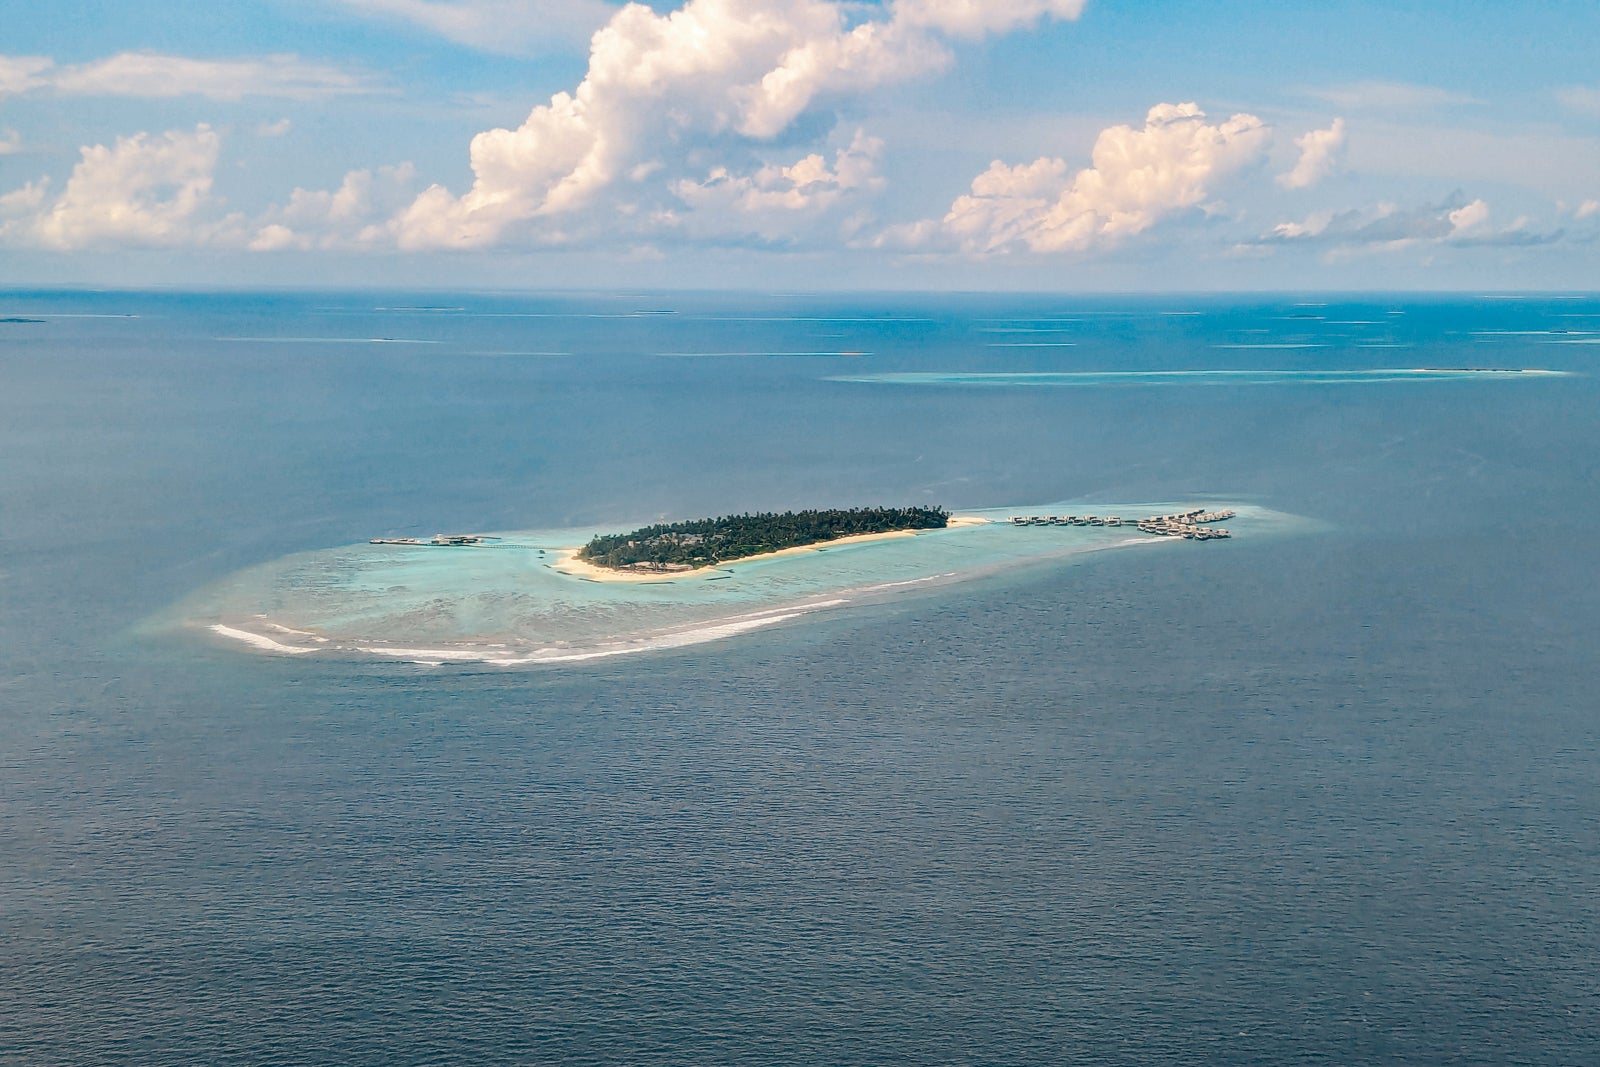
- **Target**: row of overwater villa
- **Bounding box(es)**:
[1008,508,1235,540]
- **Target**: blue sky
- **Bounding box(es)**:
[2,0,1597,289]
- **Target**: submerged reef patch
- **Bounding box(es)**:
[830,369,1571,387]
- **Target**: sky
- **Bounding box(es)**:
[2,0,1598,290]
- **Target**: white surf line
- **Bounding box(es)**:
[683,316,933,323]
[853,573,960,595]
[314,312,653,320]
[355,599,857,666]
[261,621,329,642]
[356,613,806,665]
[652,358,876,363]
[515,611,816,664]
[211,336,447,345]
[209,624,316,655]
[356,647,498,662]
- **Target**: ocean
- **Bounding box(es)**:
[1,290,1596,1063]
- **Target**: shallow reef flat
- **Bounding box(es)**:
[830,368,1571,388]
[153,503,1306,667]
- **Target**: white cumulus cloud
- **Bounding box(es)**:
[3,125,227,249]
[1278,118,1345,189]
[252,163,419,250]
[1447,198,1488,233]
[885,102,1270,254]
[391,0,1085,249]
[670,128,884,241]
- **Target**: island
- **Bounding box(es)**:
[194,500,1277,664]
[574,506,950,575]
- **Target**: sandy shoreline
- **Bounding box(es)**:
[552,514,989,583]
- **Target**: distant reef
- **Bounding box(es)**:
[0,317,45,324]
[577,506,949,572]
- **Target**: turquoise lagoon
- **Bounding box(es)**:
[164,503,1301,665]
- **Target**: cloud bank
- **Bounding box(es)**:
[1263,193,1557,253]
[1,1,1571,276]
[390,0,1086,249]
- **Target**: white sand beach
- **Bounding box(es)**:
[552,514,990,583]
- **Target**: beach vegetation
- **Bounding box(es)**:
[578,506,949,571]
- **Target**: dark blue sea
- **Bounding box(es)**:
[2,290,1597,1064]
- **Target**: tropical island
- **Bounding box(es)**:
[575,506,950,574]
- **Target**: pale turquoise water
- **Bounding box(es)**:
[163,504,1303,664]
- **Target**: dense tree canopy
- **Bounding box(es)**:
[578,506,949,571]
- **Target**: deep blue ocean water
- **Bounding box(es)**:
[2,290,1597,1064]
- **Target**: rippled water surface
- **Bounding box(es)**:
[2,291,1597,1064]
